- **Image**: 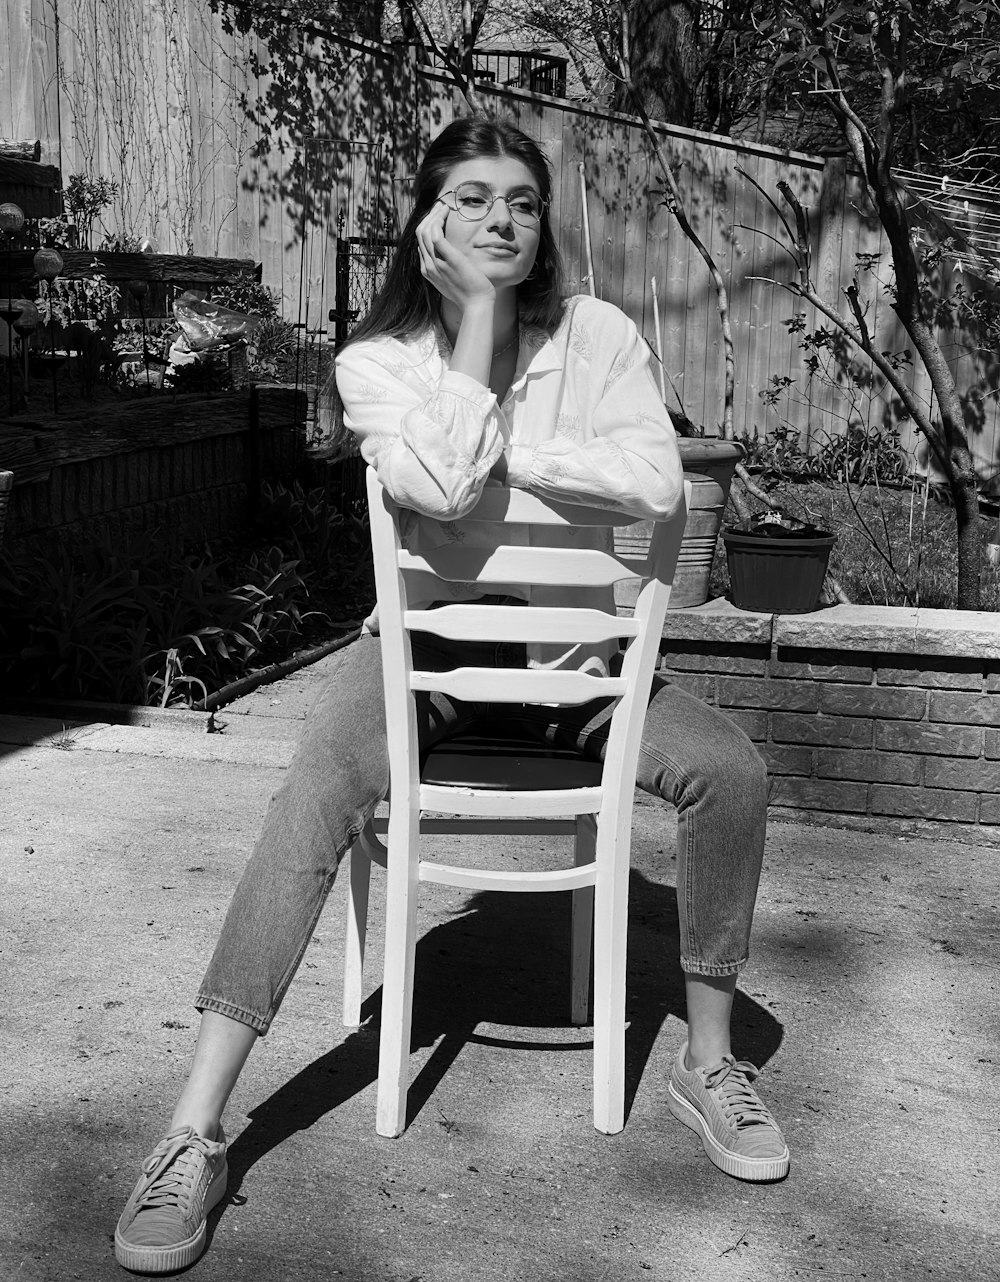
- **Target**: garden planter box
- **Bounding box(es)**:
[723,527,836,613]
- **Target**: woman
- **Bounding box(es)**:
[114,117,787,1277]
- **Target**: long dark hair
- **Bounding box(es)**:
[316,117,565,449]
[352,116,565,344]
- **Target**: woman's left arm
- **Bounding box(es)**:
[505,311,685,521]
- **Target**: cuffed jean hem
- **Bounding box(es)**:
[193,994,272,1037]
[679,954,749,977]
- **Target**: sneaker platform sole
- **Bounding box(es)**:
[668,1081,790,1182]
[114,1161,228,1274]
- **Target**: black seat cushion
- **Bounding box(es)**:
[422,731,603,792]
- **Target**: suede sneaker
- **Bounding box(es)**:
[115,1124,228,1274]
[668,1042,789,1182]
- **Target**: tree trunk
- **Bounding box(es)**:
[338,1,384,40]
[395,1,420,43]
[830,67,984,610]
[877,206,983,609]
[615,0,699,124]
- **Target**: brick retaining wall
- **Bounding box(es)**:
[3,385,307,557]
[658,600,1000,838]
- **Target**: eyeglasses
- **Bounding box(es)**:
[438,181,546,228]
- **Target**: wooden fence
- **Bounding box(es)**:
[4,0,999,485]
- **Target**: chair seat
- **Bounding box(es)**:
[423,734,604,791]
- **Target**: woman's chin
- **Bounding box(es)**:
[480,262,534,290]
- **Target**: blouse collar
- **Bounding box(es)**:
[428,314,564,377]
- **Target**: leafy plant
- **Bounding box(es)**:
[210,272,297,382]
[64,174,120,249]
[211,272,280,318]
[34,215,78,250]
[99,232,144,252]
[739,419,910,488]
[249,313,298,381]
[0,526,336,708]
[257,480,371,588]
[36,268,122,328]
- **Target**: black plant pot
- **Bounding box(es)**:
[723,527,836,614]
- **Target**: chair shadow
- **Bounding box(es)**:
[221,868,784,1203]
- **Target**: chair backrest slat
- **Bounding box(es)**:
[458,485,631,527]
[410,667,627,704]
[406,604,639,645]
[399,544,640,589]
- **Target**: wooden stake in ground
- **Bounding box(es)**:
[578,163,596,297]
[651,275,666,403]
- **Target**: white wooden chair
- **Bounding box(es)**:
[344,466,689,1137]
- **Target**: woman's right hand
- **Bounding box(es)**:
[416,201,495,313]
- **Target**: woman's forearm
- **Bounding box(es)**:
[447,298,495,389]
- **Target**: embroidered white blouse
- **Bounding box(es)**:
[335,293,684,671]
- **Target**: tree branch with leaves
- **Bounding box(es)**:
[763,0,994,608]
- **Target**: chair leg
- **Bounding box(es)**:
[342,838,373,1027]
[591,820,629,1135]
[570,814,596,1026]
[376,813,421,1137]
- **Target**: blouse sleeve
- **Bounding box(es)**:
[505,305,684,522]
[335,339,506,519]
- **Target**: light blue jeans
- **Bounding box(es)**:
[196,630,768,1034]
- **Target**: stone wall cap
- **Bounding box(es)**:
[915,608,1000,659]
[661,598,773,644]
[664,601,1000,660]
[774,605,919,653]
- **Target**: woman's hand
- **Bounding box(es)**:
[416,201,495,312]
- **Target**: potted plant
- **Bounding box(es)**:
[722,512,836,614]
[615,428,744,612]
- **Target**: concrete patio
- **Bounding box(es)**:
[1,649,995,1281]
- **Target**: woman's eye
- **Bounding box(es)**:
[458,194,489,210]
[510,199,537,216]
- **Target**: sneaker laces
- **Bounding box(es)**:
[702,1057,776,1131]
[133,1127,214,1212]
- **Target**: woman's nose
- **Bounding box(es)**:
[485,197,515,232]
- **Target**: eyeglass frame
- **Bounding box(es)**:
[436,181,548,227]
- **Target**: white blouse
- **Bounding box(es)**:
[335,294,684,671]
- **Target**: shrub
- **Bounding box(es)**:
[0,526,334,708]
[210,272,298,382]
[36,270,122,329]
[738,419,909,487]
[211,272,280,318]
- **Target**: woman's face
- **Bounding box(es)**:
[436,156,543,289]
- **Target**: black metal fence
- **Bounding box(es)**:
[330,229,396,347]
[414,45,568,99]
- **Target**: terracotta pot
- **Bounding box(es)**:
[615,437,744,611]
[676,436,744,501]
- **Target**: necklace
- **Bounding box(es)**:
[491,330,519,362]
